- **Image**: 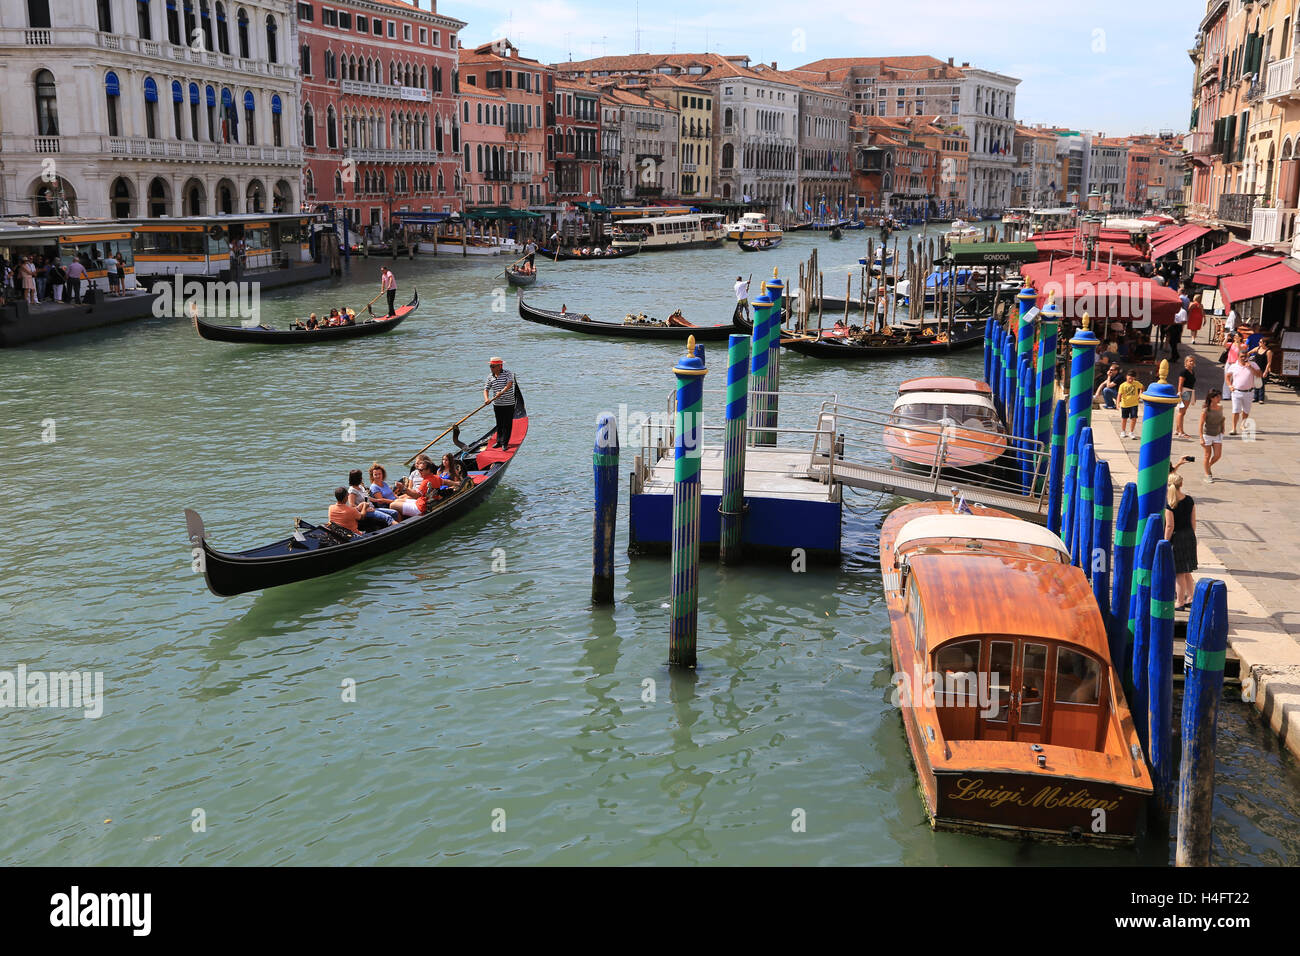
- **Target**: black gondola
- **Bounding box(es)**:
[537,246,639,261]
[193,291,419,344]
[738,237,783,252]
[185,390,527,596]
[518,295,738,341]
[732,310,984,357]
[505,254,537,287]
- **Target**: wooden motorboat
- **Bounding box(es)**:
[779,322,985,358]
[185,389,527,596]
[537,245,639,261]
[738,237,783,252]
[518,295,738,341]
[881,501,1152,845]
[884,387,1007,470]
[193,291,418,344]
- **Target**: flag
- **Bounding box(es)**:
[805,201,812,213]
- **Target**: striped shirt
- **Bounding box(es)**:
[486,369,516,406]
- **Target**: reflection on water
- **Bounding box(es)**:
[0,229,1296,865]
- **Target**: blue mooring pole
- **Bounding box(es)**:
[1110,481,1139,688]
[1073,429,1095,569]
[1063,426,1080,556]
[1148,538,1177,814]
[720,334,750,566]
[1129,513,1162,756]
[1091,459,1113,618]
[1176,579,1229,866]
[669,336,708,668]
[1046,400,1066,537]
[592,413,619,605]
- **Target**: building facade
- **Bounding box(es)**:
[958,68,1019,213]
[1011,125,1057,207]
[597,85,678,202]
[777,69,851,218]
[460,83,508,208]
[2,0,301,219]
[639,76,713,202]
[298,0,464,234]
[550,80,601,205]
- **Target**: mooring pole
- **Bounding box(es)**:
[1062,426,1081,556]
[1046,400,1066,537]
[1074,429,1095,570]
[1091,458,1114,616]
[983,315,995,397]
[1148,538,1177,814]
[592,412,619,605]
[1036,298,1059,454]
[1176,579,1228,866]
[1001,321,1016,428]
[748,292,775,447]
[669,336,708,669]
[1137,360,1180,528]
[1110,481,1140,689]
[764,269,785,440]
[1129,513,1162,756]
[720,333,750,566]
[1016,356,1033,494]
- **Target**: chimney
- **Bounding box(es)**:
[947,57,954,66]
[771,61,777,69]
[962,62,969,68]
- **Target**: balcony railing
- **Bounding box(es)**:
[506,121,529,134]
[341,79,432,102]
[511,171,532,182]
[100,136,299,164]
[635,185,664,196]
[1217,192,1259,225]
[1249,206,1298,245]
[34,136,61,153]
[1265,56,1299,102]
[681,163,698,173]
[345,147,439,163]
[482,170,509,182]
[1184,130,1212,156]
[26,28,51,45]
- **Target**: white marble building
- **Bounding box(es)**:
[0,0,302,219]
[955,67,1020,213]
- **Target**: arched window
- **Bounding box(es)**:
[189,83,201,141]
[35,69,59,136]
[435,118,443,152]
[220,86,237,142]
[143,75,159,138]
[215,2,229,53]
[110,177,133,218]
[437,169,445,193]
[243,90,256,145]
[303,102,315,147]
[148,177,169,217]
[236,8,249,58]
[334,170,343,197]
[326,105,337,149]
[172,80,185,139]
[721,142,733,169]
[265,14,278,63]
[452,118,459,152]
[205,85,217,141]
[271,94,282,147]
[104,71,121,137]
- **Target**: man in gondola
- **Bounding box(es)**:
[380,266,397,317]
[735,275,750,319]
[484,357,517,450]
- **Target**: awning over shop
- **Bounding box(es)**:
[392,212,454,225]
[1221,260,1300,305]
[1194,240,1253,270]
[1149,224,1209,258]
[1190,253,1275,288]
[1141,214,1176,224]
[1032,238,1149,264]
[1018,258,1180,327]
[574,201,608,213]
[949,241,1040,266]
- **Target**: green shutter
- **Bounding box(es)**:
[1239,111,1249,163]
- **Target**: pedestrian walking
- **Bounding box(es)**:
[380,265,397,317]
[1187,293,1205,344]
[483,357,517,450]
[1164,463,1198,610]
[1168,302,1186,363]
[1224,351,1256,434]
[1118,370,1142,439]
[1174,356,1196,439]
[1198,389,1225,482]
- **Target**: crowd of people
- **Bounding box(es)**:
[326,455,469,534]
[291,307,360,331]
[1,252,124,305]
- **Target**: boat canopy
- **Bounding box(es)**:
[892,391,996,411]
[894,515,1068,560]
[899,376,991,395]
[948,242,1040,266]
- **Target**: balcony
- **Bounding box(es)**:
[1184,130,1212,157]
[99,136,299,165]
[574,150,600,161]
[506,121,529,135]
[1265,57,1300,102]
[341,79,432,102]
[1249,206,1298,245]
[635,185,664,197]
[511,171,532,182]
[681,163,698,173]
[344,147,439,164]
[1217,192,1259,225]
[482,170,509,182]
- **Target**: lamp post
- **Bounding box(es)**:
[1081,186,1102,269]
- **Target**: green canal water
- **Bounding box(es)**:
[2,229,1297,866]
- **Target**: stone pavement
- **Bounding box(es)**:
[1087,337,1300,758]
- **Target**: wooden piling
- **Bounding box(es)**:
[669,336,708,669]
[1148,538,1177,814]
[1176,579,1229,866]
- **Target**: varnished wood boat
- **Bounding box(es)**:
[537,246,638,261]
[884,379,1007,469]
[518,294,738,341]
[881,501,1152,845]
[184,388,526,596]
[738,237,783,252]
[780,322,984,358]
[193,291,418,344]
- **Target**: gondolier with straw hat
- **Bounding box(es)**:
[483,357,517,449]
[380,265,397,317]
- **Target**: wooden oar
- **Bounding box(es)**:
[362,289,384,316]
[403,383,511,466]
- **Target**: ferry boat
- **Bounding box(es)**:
[881,501,1152,845]
[131,213,319,282]
[612,213,725,251]
[884,378,1006,470]
[724,211,783,242]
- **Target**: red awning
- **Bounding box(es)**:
[1190,253,1275,288]
[1194,240,1253,270]
[1149,224,1210,259]
[1141,214,1176,224]
[1031,239,1148,264]
[1033,228,1138,243]
[1017,259,1180,326]
[1221,261,1300,305]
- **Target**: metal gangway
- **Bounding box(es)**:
[806,399,1052,522]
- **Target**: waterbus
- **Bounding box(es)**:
[130,214,317,282]
[612,213,725,251]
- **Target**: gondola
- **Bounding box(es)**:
[518,295,738,341]
[737,237,782,252]
[537,246,639,262]
[184,389,528,596]
[781,323,986,358]
[193,290,419,344]
[829,227,843,240]
[505,254,537,287]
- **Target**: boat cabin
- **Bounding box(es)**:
[891,391,1000,429]
[898,377,993,396]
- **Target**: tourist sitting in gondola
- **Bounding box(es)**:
[438,453,467,487]
[328,487,370,534]
[390,460,443,518]
[348,469,396,528]
[304,314,319,330]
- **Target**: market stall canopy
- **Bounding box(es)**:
[1032,228,1137,243]
[1221,260,1300,306]
[948,241,1040,265]
[1032,237,1149,264]
[1149,223,1210,259]
[1141,214,1177,225]
[1190,253,1275,288]
[1018,258,1178,328]
[1194,240,1254,270]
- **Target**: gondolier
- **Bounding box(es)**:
[380,266,397,316]
[484,357,517,449]
[735,275,750,319]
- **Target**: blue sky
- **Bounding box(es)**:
[442,0,1203,135]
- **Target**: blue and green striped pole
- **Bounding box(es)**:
[1016,285,1037,380]
[763,271,785,439]
[1017,357,1034,493]
[592,412,619,605]
[1073,430,1095,569]
[1046,401,1066,536]
[1129,513,1162,755]
[749,292,775,446]
[1065,313,1099,528]
[1137,360,1180,528]
[1110,482,1139,687]
[1001,325,1016,428]
[1091,459,1114,617]
[720,333,750,565]
[670,336,708,669]
[1035,299,1060,463]
[1176,579,1229,866]
[992,320,1006,418]
[983,315,994,387]
[1148,538,1177,813]
[1063,426,1080,555]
